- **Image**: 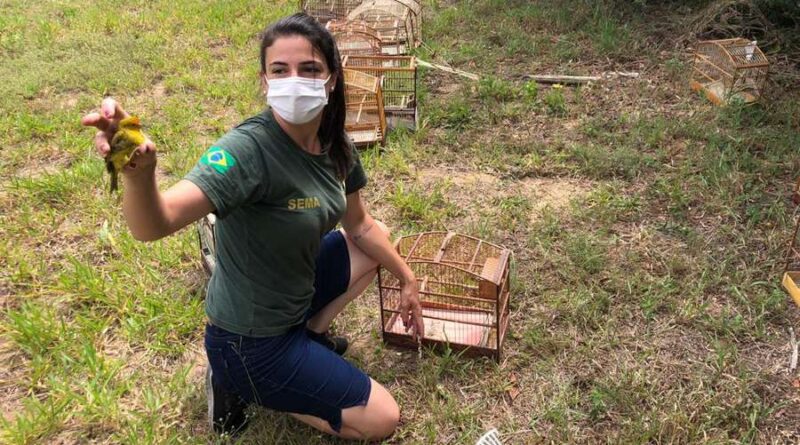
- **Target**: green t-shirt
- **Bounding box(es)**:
[184,110,367,336]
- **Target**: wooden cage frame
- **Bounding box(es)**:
[378,232,512,362]
[386,0,421,45]
[347,0,419,55]
[344,68,387,147]
[300,0,364,24]
[327,20,383,56]
[198,213,217,276]
[342,55,418,129]
[691,38,769,106]
[793,177,800,205]
[784,209,800,307]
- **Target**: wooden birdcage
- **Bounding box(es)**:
[378,232,513,362]
[347,0,419,55]
[691,38,769,105]
[783,212,800,307]
[342,55,418,129]
[197,213,217,276]
[387,0,421,45]
[300,0,363,24]
[344,68,387,147]
[793,177,800,205]
[327,20,383,57]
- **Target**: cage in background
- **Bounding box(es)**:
[384,0,421,45]
[347,0,419,55]
[198,214,216,276]
[344,68,387,147]
[342,55,417,129]
[690,38,769,105]
[793,178,800,205]
[784,210,800,308]
[327,20,383,57]
[378,232,512,362]
[300,0,363,24]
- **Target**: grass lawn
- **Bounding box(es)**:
[1,0,799,443]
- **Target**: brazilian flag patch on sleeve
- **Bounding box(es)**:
[200,146,236,174]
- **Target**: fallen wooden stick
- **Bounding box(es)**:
[605,71,641,78]
[521,74,601,84]
[790,327,798,373]
[416,59,480,81]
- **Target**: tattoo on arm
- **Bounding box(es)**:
[352,222,374,242]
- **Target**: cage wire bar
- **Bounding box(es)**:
[378,232,512,361]
[342,55,417,129]
[197,214,217,276]
[783,209,800,308]
[793,177,800,205]
[384,0,421,45]
[344,68,387,147]
[300,0,364,24]
[347,0,418,55]
[328,20,383,57]
[691,38,769,105]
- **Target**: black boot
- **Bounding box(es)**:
[306,329,349,356]
[206,366,250,436]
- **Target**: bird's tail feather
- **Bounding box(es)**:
[109,171,118,193]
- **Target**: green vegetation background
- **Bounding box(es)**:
[1,0,799,443]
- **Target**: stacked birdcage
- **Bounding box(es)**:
[327,20,383,57]
[378,232,512,362]
[300,0,364,24]
[691,38,769,105]
[344,68,386,147]
[347,0,421,55]
[303,0,423,140]
[342,55,417,129]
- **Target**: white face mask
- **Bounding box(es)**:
[266,76,330,125]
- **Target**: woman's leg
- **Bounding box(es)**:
[298,220,400,440]
[289,378,399,440]
[306,220,390,334]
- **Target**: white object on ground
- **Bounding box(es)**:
[476,428,503,445]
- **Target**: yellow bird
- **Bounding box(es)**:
[106,116,146,192]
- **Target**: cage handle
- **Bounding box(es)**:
[433,231,456,263]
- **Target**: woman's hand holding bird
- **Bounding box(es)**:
[81,97,157,189]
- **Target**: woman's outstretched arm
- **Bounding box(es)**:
[81,97,214,241]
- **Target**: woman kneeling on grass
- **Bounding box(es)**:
[81,13,424,440]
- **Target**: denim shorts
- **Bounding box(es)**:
[204,231,371,433]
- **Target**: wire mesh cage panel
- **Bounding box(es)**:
[691,38,769,105]
[347,0,419,55]
[794,177,800,205]
[342,55,417,129]
[378,232,512,361]
[327,20,383,57]
[783,213,800,308]
[386,0,421,45]
[344,68,387,147]
[300,0,363,24]
[197,214,217,276]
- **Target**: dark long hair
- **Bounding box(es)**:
[260,13,351,180]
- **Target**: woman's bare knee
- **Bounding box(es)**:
[371,395,400,439]
[341,379,400,440]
